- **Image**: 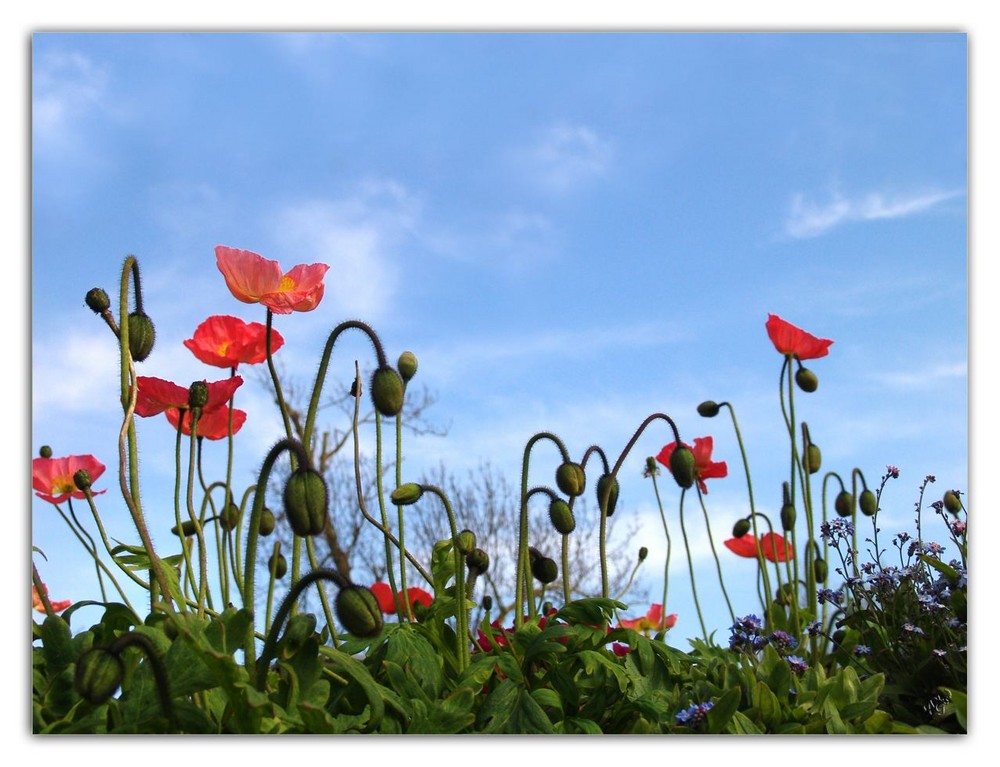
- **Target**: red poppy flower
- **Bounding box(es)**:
[611,642,631,657]
[618,603,678,633]
[370,582,434,615]
[215,245,330,314]
[656,437,728,494]
[134,376,243,417]
[32,583,71,613]
[183,315,284,368]
[765,314,833,360]
[33,454,107,505]
[165,405,247,440]
[724,532,794,563]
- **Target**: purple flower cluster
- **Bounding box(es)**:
[820,518,854,544]
[675,701,714,727]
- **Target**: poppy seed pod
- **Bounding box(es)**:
[397,351,418,382]
[555,462,586,498]
[805,443,822,474]
[732,517,751,538]
[859,489,878,517]
[548,498,576,535]
[127,311,156,362]
[596,473,619,517]
[284,468,328,537]
[834,490,854,518]
[187,381,209,409]
[74,647,124,705]
[390,483,424,506]
[697,400,721,418]
[335,585,383,638]
[370,366,404,418]
[795,367,819,393]
[85,287,111,314]
[780,503,796,531]
[943,490,963,515]
[456,529,477,556]
[531,556,559,585]
[219,501,240,532]
[73,469,92,492]
[466,547,490,577]
[268,551,287,579]
[258,507,276,536]
[669,445,696,490]
[171,519,200,537]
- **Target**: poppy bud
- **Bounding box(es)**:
[390,483,424,506]
[638,546,648,562]
[832,629,846,645]
[596,473,619,517]
[280,613,317,658]
[555,462,586,498]
[268,551,287,579]
[548,498,576,535]
[859,489,878,517]
[349,377,362,397]
[456,529,476,556]
[781,503,796,531]
[219,501,240,532]
[668,445,696,490]
[284,468,328,536]
[258,507,275,536]
[85,287,111,314]
[732,518,751,538]
[39,445,53,458]
[697,401,721,418]
[775,582,795,606]
[481,595,493,611]
[804,443,822,474]
[834,491,854,518]
[370,366,404,418]
[795,367,818,393]
[127,311,156,362]
[73,469,92,492]
[531,556,559,585]
[335,585,383,638]
[814,557,828,584]
[74,647,124,705]
[171,519,200,537]
[466,547,490,577]
[943,490,962,515]
[397,351,418,382]
[187,381,209,409]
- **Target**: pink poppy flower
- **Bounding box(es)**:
[134,376,243,417]
[656,436,728,494]
[32,583,71,613]
[33,454,107,505]
[183,315,284,368]
[618,603,678,633]
[724,532,794,563]
[215,245,329,314]
[765,314,833,360]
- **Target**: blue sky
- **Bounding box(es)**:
[29,32,969,647]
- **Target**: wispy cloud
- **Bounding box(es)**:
[870,361,967,390]
[32,49,109,153]
[518,122,614,195]
[783,187,964,239]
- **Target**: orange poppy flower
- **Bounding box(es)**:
[724,532,794,563]
[32,454,107,505]
[765,314,833,360]
[619,603,678,633]
[134,376,243,417]
[165,404,247,440]
[183,315,284,368]
[656,436,728,494]
[215,245,329,314]
[370,582,434,615]
[32,582,71,613]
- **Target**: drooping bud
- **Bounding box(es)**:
[390,483,424,506]
[834,491,854,518]
[370,366,404,418]
[813,557,828,584]
[668,445,696,490]
[596,473,619,517]
[73,469,92,492]
[795,367,818,393]
[943,490,963,515]
[219,501,240,532]
[555,462,586,498]
[804,443,822,474]
[697,401,721,418]
[171,519,200,537]
[732,517,751,538]
[187,380,209,409]
[547,498,576,535]
[335,585,383,638]
[85,287,111,314]
[466,548,490,577]
[258,507,275,536]
[638,546,648,562]
[284,468,328,536]
[859,489,878,517]
[456,529,477,556]
[127,311,156,362]
[268,551,287,579]
[74,647,124,705]
[531,556,559,585]
[39,445,53,458]
[397,351,418,382]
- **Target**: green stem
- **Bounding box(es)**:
[677,490,708,641]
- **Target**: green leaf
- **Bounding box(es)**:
[727,709,764,734]
[706,686,741,734]
[476,679,554,734]
[40,616,75,674]
[753,680,783,731]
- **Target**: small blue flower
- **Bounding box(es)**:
[854,644,872,656]
[786,655,808,676]
[902,622,925,636]
[805,620,823,637]
[675,701,714,727]
[768,631,797,651]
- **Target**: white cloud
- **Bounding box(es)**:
[32,49,108,153]
[870,361,967,390]
[783,187,964,239]
[519,122,613,195]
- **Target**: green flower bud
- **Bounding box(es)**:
[258,507,275,536]
[596,473,620,517]
[390,483,424,506]
[127,311,156,362]
[775,582,796,606]
[284,468,328,536]
[39,445,53,458]
[531,556,559,585]
[456,528,477,556]
[187,381,209,408]
[397,351,418,382]
[73,469,92,492]
[370,366,404,418]
[795,367,818,393]
[336,585,383,638]
[547,498,576,535]
[732,517,751,538]
[555,462,586,498]
[804,443,822,474]
[780,503,796,531]
[219,501,240,532]
[481,595,493,612]
[943,490,963,515]
[834,490,854,518]
[638,546,648,562]
[697,400,721,418]
[74,647,124,705]
[466,547,490,577]
[280,613,317,658]
[859,489,878,517]
[85,287,111,314]
[170,519,200,537]
[668,445,696,490]
[814,557,828,584]
[268,551,287,579]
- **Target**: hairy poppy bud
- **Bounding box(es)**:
[814,557,828,584]
[466,547,490,577]
[258,507,275,536]
[187,381,209,409]
[391,483,423,506]
[834,491,854,518]
[781,503,796,531]
[732,518,751,538]
[481,595,493,611]
[638,546,648,562]
[859,489,878,517]
[531,556,559,585]
[336,585,383,638]
[284,468,328,536]
[555,462,586,498]
[669,445,696,490]
[39,445,53,458]
[74,647,124,705]
[596,473,619,517]
[268,551,287,579]
[219,501,240,532]
[171,519,200,537]
[795,367,818,393]
[804,443,822,474]
[697,400,721,418]
[280,613,317,658]
[370,366,404,418]
[85,287,111,314]
[127,311,156,362]
[548,498,576,535]
[397,351,418,382]
[73,469,92,492]
[456,529,477,556]
[943,490,962,515]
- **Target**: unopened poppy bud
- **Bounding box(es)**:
[268,551,287,579]
[781,503,796,531]
[795,367,818,393]
[596,473,619,517]
[391,483,424,506]
[548,498,576,535]
[834,491,854,518]
[732,518,751,538]
[814,557,828,584]
[39,445,53,458]
[284,468,328,536]
[171,519,200,537]
[943,490,962,515]
[555,462,586,497]
[280,613,317,658]
[74,647,124,705]
[187,381,209,408]
[127,311,156,362]
[859,489,878,517]
[335,585,383,638]
[832,629,846,645]
[85,287,111,314]
[466,547,490,577]
[531,556,559,585]
[73,469,92,492]
[220,501,240,532]
[481,595,493,611]
[370,366,404,418]
[349,377,362,397]
[697,400,721,418]
[775,582,795,606]
[805,443,822,474]
[397,351,418,382]
[638,546,648,562]
[258,507,275,536]
[669,445,696,490]
[456,529,477,556]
